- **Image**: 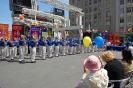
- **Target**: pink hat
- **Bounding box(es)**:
[84,55,101,71]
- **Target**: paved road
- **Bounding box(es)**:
[0,51,122,88]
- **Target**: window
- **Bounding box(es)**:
[120,8,124,14]
[89,15,91,20]
[106,20,110,25]
[94,21,97,26]
[72,18,74,21]
[98,5,101,10]
[106,3,110,9]
[120,0,124,5]
[85,1,88,6]
[89,0,92,5]
[85,8,88,13]
[127,7,131,13]
[85,15,88,21]
[89,7,92,12]
[98,21,101,26]
[72,0,74,3]
[94,0,97,4]
[106,11,110,17]
[98,0,101,3]
[127,17,131,22]
[94,7,97,11]
[98,13,101,18]
[94,14,97,19]
[127,0,131,3]
[132,7,133,12]
[120,18,124,23]
[85,22,88,28]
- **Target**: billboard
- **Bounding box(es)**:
[0,24,9,38]
[13,0,31,8]
[12,24,23,39]
[53,8,64,16]
[30,26,40,40]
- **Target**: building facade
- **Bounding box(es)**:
[69,0,133,38]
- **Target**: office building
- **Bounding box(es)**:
[69,0,133,38]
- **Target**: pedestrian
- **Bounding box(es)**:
[100,51,124,88]
[7,38,14,61]
[18,35,26,62]
[25,37,29,55]
[47,37,53,58]
[0,37,6,60]
[29,36,38,63]
[76,55,109,88]
[60,39,66,56]
[53,37,60,57]
[13,38,18,57]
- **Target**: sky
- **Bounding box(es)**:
[0,0,69,30]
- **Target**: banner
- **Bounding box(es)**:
[12,25,23,39]
[30,26,40,40]
[0,24,9,38]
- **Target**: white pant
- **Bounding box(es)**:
[41,46,46,59]
[0,46,6,59]
[73,46,77,54]
[25,45,28,55]
[66,46,69,54]
[59,45,62,54]
[69,47,73,54]
[62,46,66,56]
[47,46,53,58]
[88,46,92,52]
[30,47,36,62]
[19,46,25,61]
[92,45,96,52]
[54,46,59,56]
[76,45,80,54]
[84,46,88,53]
[9,47,14,60]
[5,46,9,57]
[80,45,84,53]
[14,46,17,57]
[39,45,42,56]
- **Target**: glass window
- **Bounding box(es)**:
[98,5,101,10]
[85,1,88,6]
[120,18,124,23]
[89,15,91,20]
[120,0,124,5]
[85,22,88,28]
[89,7,92,12]
[72,18,74,21]
[106,3,110,9]
[127,17,131,22]
[94,21,97,26]
[85,8,88,13]
[85,15,88,21]
[94,0,97,4]
[106,11,110,17]
[98,0,101,3]
[98,13,101,18]
[94,7,97,11]
[127,7,131,13]
[89,0,92,5]
[127,0,131,3]
[94,14,97,19]
[106,20,110,25]
[72,0,74,3]
[120,8,124,14]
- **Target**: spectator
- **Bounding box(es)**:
[101,51,124,88]
[76,55,109,88]
[121,48,133,73]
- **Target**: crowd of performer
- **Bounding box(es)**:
[0,35,100,63]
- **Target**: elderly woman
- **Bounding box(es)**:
[101,51,124,88]
[76,55,109,88]
[121,48,133,73]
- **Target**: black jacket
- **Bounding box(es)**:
[104,59,124,88]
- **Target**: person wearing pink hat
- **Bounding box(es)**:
[76,55,109,88]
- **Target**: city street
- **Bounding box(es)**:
[0,51,122,88]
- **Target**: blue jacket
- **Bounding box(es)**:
[47,40,53,46]
[29,40,36,47]
[39,40,46,46]
[7,41,14,47]
[69,41,73,47]
[0,40,6,46]
[18,39,24,46]
[92,41,96,46]
[60,42,65,46]
[13,41,18,46]
[53,40,59,46]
